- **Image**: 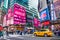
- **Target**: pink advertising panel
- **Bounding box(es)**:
[10,17,14,24]
[14,15,21,19]
[21,16,26,19]
[34,18,38,27]
[3,15,7,26]
[34,18,38,24]
[38,20,41,26]
[6,19,10,26]
[13,3,26,24]
[7,8,13,20]
[14,21,20,24]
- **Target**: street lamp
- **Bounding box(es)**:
[32,11,35,32]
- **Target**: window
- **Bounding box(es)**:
[16,0,28,6]
[40,30,46,31]
[38,0,43,11]
[40,1,43,9]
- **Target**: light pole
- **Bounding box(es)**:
[32,11,35,32]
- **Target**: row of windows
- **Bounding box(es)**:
[16,0,28,7]
[38,0,51,10]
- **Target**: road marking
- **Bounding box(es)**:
[32,36,35,37]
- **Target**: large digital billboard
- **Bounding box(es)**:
[40,8,50,22]
[3,3,26,26]
[13,3,26,25]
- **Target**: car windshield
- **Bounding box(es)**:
[40,29,47,31]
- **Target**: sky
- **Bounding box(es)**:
[29,0,38,10]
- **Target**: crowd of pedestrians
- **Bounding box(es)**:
[0,25,34,38]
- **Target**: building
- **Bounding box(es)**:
[53,0,60,28]
[28,0,39,29]
[0,0,6,25]
[38,0,50,27]
[38,0,57,29]
[2,0,39,33]
[53,0,60,19]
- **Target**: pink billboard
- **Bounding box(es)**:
[13,3,26,24]
[38,20,41,26]
[21,16,26,19]
[7,8,13,20]
[34,18,38,27]
[34,18,38,24]
[6,19,10,26]
[3,15,7,26]
[3,3,26,26]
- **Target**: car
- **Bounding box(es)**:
[33,29,53,37]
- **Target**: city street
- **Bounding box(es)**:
[0,0,60,40]
[0,34,60,40]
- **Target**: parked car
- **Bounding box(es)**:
[33,29,53,37]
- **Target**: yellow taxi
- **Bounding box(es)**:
[33,29,53,37]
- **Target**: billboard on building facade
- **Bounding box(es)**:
[5,3,26,26]
[40,8,50,22]
[14,3,26,25]
[7,8,13,20]
[34,18,38,27]
[3,15,7,26]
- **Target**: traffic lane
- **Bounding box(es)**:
[7,37,24,40]
[24,37,53,40]
[18,35,54,40]
[0,39,6,40]
[5,35,53,40]
[0,36,59,40]
[0,37,24,40]
[7,37,53,40]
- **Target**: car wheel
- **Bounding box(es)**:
[44,34,48,37]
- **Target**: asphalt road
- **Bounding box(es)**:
[0,36,60,40]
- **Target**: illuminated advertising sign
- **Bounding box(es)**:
[42,21,50,26]
[7,8,13,20]
[34,18,38,27]
[14,3,26,24]
[6,19,10,26]
[3,15,7,26]
[38,20,41,26]
[40,8,50,22]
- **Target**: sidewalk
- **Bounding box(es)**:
[9,34,34,37]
